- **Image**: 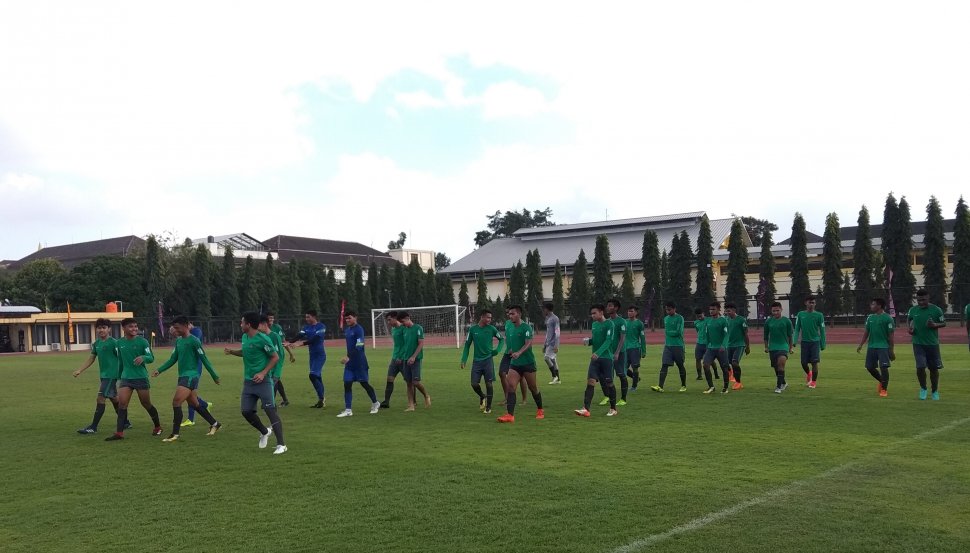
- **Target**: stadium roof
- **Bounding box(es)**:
[263,235,395,267]
[192,233,267,252]
[442,213,743,276]
[777,219,957,249]
[7,236,145,270]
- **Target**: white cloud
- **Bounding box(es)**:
[394,91,447,110]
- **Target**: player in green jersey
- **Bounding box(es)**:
[602,299,629,405]
[498,308,529,405]
[575,304,618,417]
[380,312,404,408]
[693,308,721,381]
[793,296,826,389]
[224,311,286,454]
[73,318,129,434]
[651,302,688,392]
[701,302,729,394]
[724,302,750,391]
[624,306,646,391]
[460,309,505,413]
[908,289,946,400]
[856,298,895,398]
[267,312,295,406]
[152,316,222,441]
[399,312,431,411]
[764,302,794,393]
[496,305,544,423]
[965,301,970,352]
[105,318,162,441]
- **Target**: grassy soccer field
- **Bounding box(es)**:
[1,344,969,553]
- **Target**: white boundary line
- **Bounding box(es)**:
[609,416,970,553]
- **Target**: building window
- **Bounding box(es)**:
[75,324,92,344]
[47,325,62,345]
[32,326,47,346]
[411,253,419,264]
[111,324,122,339]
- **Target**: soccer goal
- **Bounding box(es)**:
[370,304,468,349]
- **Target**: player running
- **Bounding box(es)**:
[268,312,295,406]
[73,318,129,434]
[460,309,504,414]
[693,308,721,381]
[499,308,529,405]
[764,302,794,394]
[724,303,750,391]
[793,295,826,389]
[105,318,162,441]
[701,302,729,395]
[908,289,946,400]
[575,304,618,417]
[336,310,381,417]
[856,298,895,398]
[651,302,688,393]
[599,298,629,406]
[624,306,646,391]
[496,305,544,423]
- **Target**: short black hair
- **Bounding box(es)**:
[770,301,783,309]
[258,313,270,324]
[267,311,276,317]
[508,305,523,314]
[344,309,358,318]
[871,297,886,308]
[709,301,721,309]
[805,295,816,302]
[607,298,622,309]
[242,311,261,327]
[725,302,737,310]
[916,289,929,297]
[665,301,676,309]
[479,309,492,317]
[171,315,189,326]
[397,311,410,320]
[121,318,137,326]
[543,302,554,311]
[628,305,639,312]
[385,311,398,319]
[305,309,318,317]
[590,303,605,313]
[694,307,704,315]
[95,318,111,328]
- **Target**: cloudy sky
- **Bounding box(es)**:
[2,1,968,264]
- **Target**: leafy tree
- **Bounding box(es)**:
[852,206,877,316]
[458,277,470,308]
[423,269,438,306]
[694,216,715,311]
[568,249,591,325]
[387,232,407,251]
[57,256,142,312]
[620,265,636,309]
[788,213,812,312]
[821,213,843,316]
[299,261,320,315]
[895,197,917,312]
[11,259,66,311]
[213,246,239,317]
[476,269,489,310]
[279,260,301,316]
[143,235,169,315]
[525,249,544,323]
[474,207,555,247]
[434,253,451,271]
[339,261,359,313]
[659,250,670,306]
[192,245,214,318]
[758,228,777,312]
[741,216,779,248]
[667,232,693,312]
[552,260,565,318]
[237,256,259,312]
[591,234,614,304]
[392,262,406,308]
[356,263,373,329]
[406,258,424,306]
[725,219,750,315]
[841,272,854,316]
[952,197,970,316]
[882,193,916,314]
[509,261,526,307]
[367,262,380,307]
[258,254,279,314]
[436,273,455,305]
[640,230,661,324]
[377,264,392,308]
[321,269,338,315]
[922,196,948,309]
[164,242,197,316]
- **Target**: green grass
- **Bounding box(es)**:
[2,344,970,553]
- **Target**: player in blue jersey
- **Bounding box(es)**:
[335,310,381,417]
[286,309,327,408]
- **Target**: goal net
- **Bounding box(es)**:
[370,304,468,349]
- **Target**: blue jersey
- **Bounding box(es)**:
[190,326,204,373]
[344,324,368,371]
[300,322,326,357]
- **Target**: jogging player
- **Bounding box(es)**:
[856,298,895,398]
[701,302,729,395]
[624,306,646,391]
[793,295,826,389]
[908,289,946,400]
[764,302,794,394]
[496,305,544,423]
[268,312,295,406]
[575,304,618,417]
[651,302,687,393]
[73,318,128,434]
[105,318,162,441]
[600,298,629,406]
[724,302,749,391]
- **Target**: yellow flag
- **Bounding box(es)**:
[67,301,75,345]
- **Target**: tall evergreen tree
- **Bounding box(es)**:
[620,265,636,309]
[476,269,490,310]
[339,261,360,312]
[640,230,661,324]
[922,196,948,309]
[789,213,812,312]
[143,235,168,315]
[192,245,214,318]
[896,197,917,312]
[279,260,301,316]
[213,245,239,316]
[841,271,853,316]
[509,261,526,307]
[259,254,279,313]
[820,213,843,315]
[725,219,750,315]
[237,256,259,311]
[659,250,670,305]
[852,206,877,315]
[591,234,614,304]
[392,262,406,308]
[458,277,470,308]
[568,249,591,325]
[377,264,392,308]
[323,269,338,314]
[668,232,693,311]
[552,260,565,318]
[758,228,777,313]
[299,261,320,315]
[525,249,544,323]
[694,215,716,311]
[406,258,424,306]
[436,273,454,305]
[952,197,970,315]
[423,269,437,306]
[356,263,373,328]
[882,193,916,314]
[367,262,380,307]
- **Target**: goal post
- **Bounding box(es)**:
[371,304,469,349]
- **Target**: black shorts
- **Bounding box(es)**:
[912,344,943,370]
[703,347,728,368]
[499,354,512,375]
[587,357,613,383]
[177,376,200,390]
[800,341,821,365]
[403,359,422,382]
[769,350,789,370]
[625,348,641,369]
[865,348,891,370]
[727,346,745,364]
[387,359,405,378]
[471,358,496,384]
[662,346,685,366]
[119,378,150,390]
[509,363,536,375]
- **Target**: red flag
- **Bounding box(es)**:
[339,299,346,329]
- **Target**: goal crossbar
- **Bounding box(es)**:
[370,304,468,349]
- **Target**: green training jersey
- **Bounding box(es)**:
[401,324,425,361]
[609,316,627,355]
[117,336,155,381]
[266,331,286,377]
[694,318,708,345]
[726,316,748,348]
[270,323,285,342]
[461,324,504,364]
[590,320,614,358]
[390,325,405,361]
[503,320,514,353]
[864,312,895,349]
[91,338,121,380]
[241,332,276,380]
[794,310,826,347]
[907,304,945,346]
[764,316,794,351]
[625,318,646,353]
[664,314,685,347]
[156,335,219,381]
[505,321,536,367]
[704,316,729,349]
[965,303,970,327]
